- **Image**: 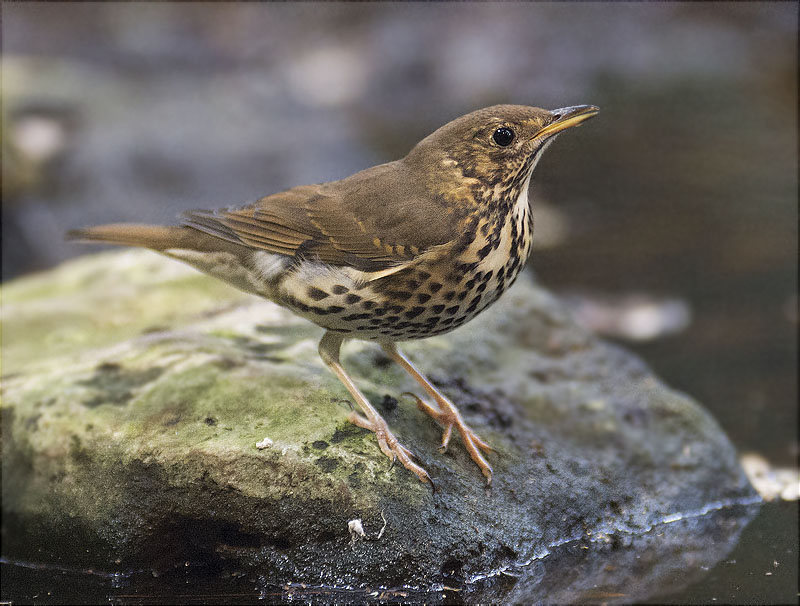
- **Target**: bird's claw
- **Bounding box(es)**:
[401,392,494,484]
[347,410,432,485]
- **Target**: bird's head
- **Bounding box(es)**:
[409,104,599,206]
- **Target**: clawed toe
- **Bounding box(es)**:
[401,392,494,483]
[347,410,371,429]
[347,410,431,484]
[388,442,432,485]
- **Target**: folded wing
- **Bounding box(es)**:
[181,160,460,273]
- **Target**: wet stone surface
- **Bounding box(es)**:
[1,250,758,603]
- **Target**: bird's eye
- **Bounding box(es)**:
[492,127,515,147]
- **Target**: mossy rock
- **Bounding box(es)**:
[1,250,758,602]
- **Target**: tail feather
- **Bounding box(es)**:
[67,224,191,251]
[68,223,252,255]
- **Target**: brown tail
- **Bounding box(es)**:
[68,222,254,255]
[67,224,194,251]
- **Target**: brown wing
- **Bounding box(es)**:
[181,160,460,272]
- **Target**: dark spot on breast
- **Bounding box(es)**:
[431,304,445,314]
[342,313,371,321]
[445,305,460,316]
[404,306,425,319]
[477,243,493,260]
[429,282,443,293]
[407,279,420,290]
[345,293,362,304]
[444,291,456,301]
[326,305,345,313]
[417,271,432,281]
[388,290,413,301]
[373,307,387,316]
[455,261,479,274]
[361,300,377,309]
[331,285,348,295]
[307,287,329,301]
[509,223,520,256]
[457,290,469,301]
[417,293,431,304]
[286,294,311,312]
[464,278,476,290]
[388,304,404,313]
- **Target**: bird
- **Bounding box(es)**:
[69,104,598,486]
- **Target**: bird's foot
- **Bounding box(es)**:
[347,410,432,485]
[402,392,494,484]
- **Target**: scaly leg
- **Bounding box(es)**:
[381,342,494,484]
[318,332,431,484]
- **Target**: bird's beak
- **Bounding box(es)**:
[535,105,600,139]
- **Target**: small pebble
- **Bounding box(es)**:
[348,519,365,544]
[256,437,274,450]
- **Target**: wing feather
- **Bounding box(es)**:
[181,159,461,272]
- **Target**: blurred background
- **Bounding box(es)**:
[3,0,796,531]
[3,2,797,601]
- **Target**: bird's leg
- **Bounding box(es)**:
[381,342,494,484]
[318,332,431,484]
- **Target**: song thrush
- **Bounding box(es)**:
[69,104,598,485]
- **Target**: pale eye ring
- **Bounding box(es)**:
[492,127,515,146]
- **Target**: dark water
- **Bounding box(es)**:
[644,500,798,605]
[2,3,797,604]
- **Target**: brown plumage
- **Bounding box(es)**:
[70,104,598,485]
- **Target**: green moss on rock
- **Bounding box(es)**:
[1,250,758,601]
